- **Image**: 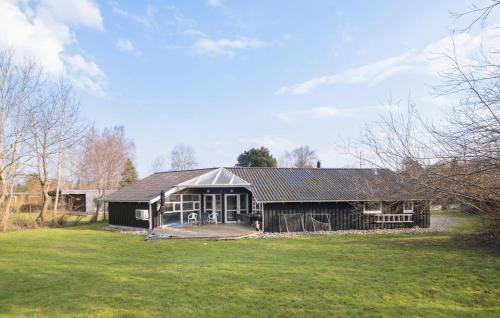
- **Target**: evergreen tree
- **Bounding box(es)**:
[236,147,277,167]
[120,159,138,187]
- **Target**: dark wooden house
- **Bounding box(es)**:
[103,167,430,232]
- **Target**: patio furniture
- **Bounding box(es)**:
[187,212,199,226]
[207,212,218,224]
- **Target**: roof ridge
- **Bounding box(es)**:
[227,166,384,170]
[153,167,216,174]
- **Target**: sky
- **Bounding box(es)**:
[1,0,499,177]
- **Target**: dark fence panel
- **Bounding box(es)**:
[262,201,430,233]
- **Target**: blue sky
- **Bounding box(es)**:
[2,0,499,176]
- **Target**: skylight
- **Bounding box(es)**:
[177,168,251,188]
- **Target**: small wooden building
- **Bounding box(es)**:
[49,189,102,213]
[103,167,430,232]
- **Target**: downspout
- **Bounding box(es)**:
[261,203,265,233]
[148,203,152,231]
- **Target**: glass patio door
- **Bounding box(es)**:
[225,194,239,223]
[204,194,222,223]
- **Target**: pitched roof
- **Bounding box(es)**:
[103,167,403,203]
[102,168,213,202]
[228,167,399,202]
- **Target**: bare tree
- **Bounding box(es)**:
[281,146,318,168]
[50,80,84,222]
[28,78,83,223]
[451,0,500,31]
[150,155,166,173]
[0,50,40,231]
[170,144,198,171]
[347,2,500,236]
[354,91,499,234]
[79,126,134,220]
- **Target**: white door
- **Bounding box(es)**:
[204,194,221,223]
[225,194,239,223]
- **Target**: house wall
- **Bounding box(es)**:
[108,187,252,229]
[84,192,98,213]
[108,202,151,228]
[262,201,430,233]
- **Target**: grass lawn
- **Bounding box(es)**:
[0,212,498,317]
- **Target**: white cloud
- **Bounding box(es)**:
[276,26,500,95]
[0,0,106,95]
[275,106,354,122]
[192,36,265,57]
[116,39,141,56]
[274,105,402,123]
[64,54,106,95]
[38,0,103,31]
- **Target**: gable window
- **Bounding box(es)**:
[363,202,382,214]
[403,202,414,213]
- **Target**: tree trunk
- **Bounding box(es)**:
[0,182,9,231]
[1,184,16,232]
[92,189,105,222]
[52,185,60,225]
[37,182,50,223]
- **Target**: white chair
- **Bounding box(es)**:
[207,212,218,224]
[187,213,199,226]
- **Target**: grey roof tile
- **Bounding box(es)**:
[103,168,214,202]
[104,167,404,203]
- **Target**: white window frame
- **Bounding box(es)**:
[403,202,414,214]
[162,194,201,224]
[224,193,240,223]
[239,194,248,214]
[363,202,382,214]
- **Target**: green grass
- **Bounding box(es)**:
[0,214,498,317]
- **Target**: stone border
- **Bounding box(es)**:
[252,227,445,239]
[104,225,445,240]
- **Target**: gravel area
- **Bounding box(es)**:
[104,225,148,235]
[253,227,444,239]
[105,214,461,239]
[431,215,464,230]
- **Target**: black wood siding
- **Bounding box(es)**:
[262,201,430,233]
[108,202,151,228]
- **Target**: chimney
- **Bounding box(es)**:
[316,160,321,168]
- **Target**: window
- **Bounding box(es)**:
[363,202,382,214]
[169,194,182,202]
[173,202,182,211]
[183,202,194,211]
[403,202,414,213]
[240,194,248,213]
[252,200,263,213]
[162,194,201,225]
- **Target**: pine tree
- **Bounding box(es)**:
[120,159,138,188]
[236,147,277,167]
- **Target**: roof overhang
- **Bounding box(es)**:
[256,198,430,204]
